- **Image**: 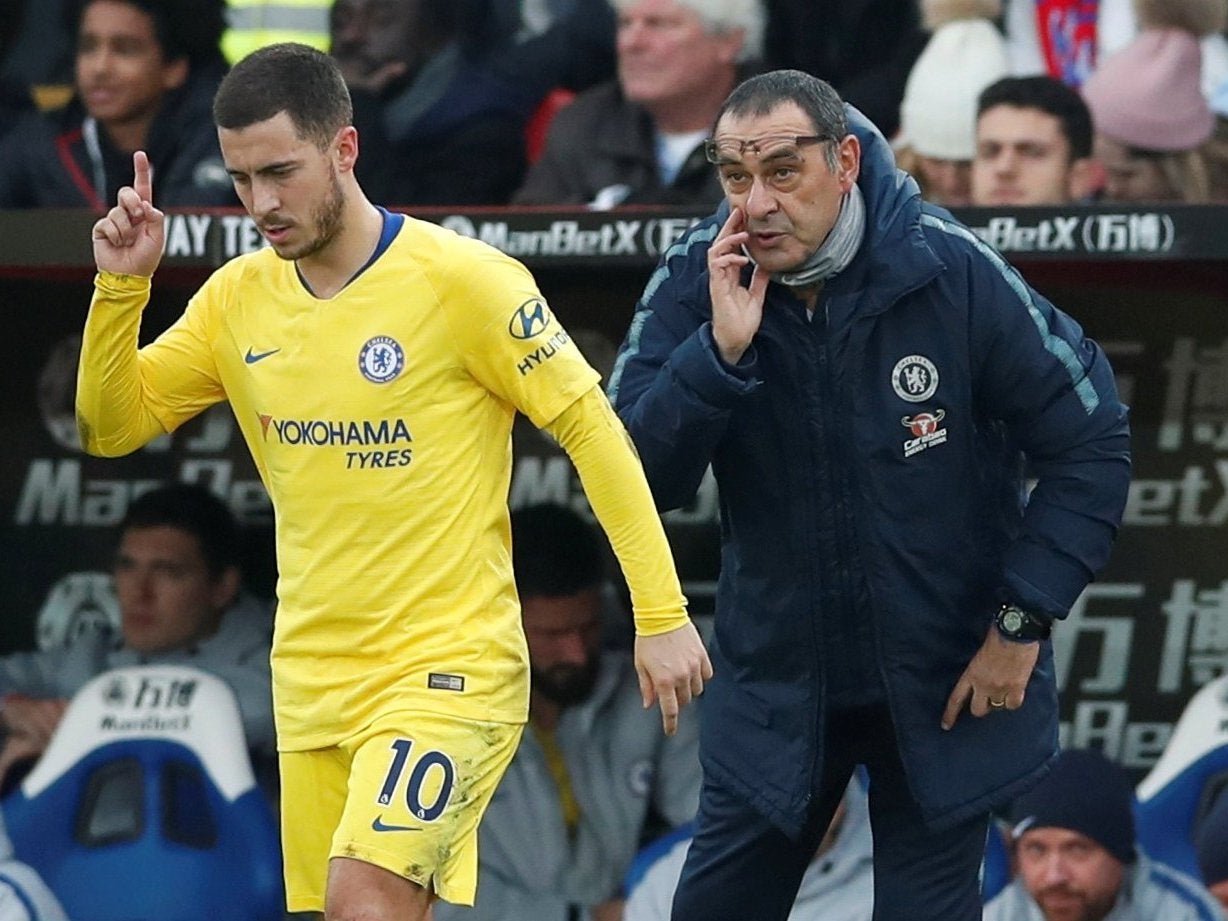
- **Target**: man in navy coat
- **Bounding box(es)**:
[608,69,1131,921]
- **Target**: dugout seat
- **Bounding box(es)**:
[1,665,283,921]
[1134,674,1228,880]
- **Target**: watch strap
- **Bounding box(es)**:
[995,603,1052,642]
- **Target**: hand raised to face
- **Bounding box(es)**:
[707,206,768,366]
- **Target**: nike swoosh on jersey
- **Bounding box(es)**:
[371,816,420,833]
[244,347,281,364]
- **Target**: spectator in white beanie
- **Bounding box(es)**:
[896,0,1009,206]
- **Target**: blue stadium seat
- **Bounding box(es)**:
[1,665,283,921]
[623,820,696,897]
[1134,674,1228,881]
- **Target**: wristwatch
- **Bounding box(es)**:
[995,603,1052,642]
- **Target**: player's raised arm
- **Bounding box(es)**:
[91,151,166,278]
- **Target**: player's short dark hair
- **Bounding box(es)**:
[510,503,606,599]
[120,483,241,576]
[213,42,353,149]
[67,0,227,71]
[977,76,1094,161]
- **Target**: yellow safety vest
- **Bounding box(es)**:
[222,0,332,64]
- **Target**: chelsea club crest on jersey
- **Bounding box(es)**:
[359,336,405,384]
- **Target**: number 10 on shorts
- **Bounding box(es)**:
[377,738,456,822]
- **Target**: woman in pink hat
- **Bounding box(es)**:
[1081,0,1226,201]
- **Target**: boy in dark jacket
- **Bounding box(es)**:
[0,0,236,209]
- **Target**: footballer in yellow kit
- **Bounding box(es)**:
[77,209,693,909]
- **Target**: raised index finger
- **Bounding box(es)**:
[133,150,153,204]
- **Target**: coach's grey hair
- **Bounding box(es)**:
[609,0,766,63]
[716,70,848,172]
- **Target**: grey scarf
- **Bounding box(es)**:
[771,184,866,289]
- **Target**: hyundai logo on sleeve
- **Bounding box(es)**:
[508,299,551,339]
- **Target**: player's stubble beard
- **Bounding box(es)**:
[282,164,346,262]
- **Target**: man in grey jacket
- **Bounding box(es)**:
[435,503,702,921]
[985,748,1222,921]
[0,483,274,788]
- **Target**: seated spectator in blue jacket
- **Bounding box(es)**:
[0,483,274,790]
[330,0,536,205]
[984,748,1223,921]
[513,0,765,209]
[0,0,236,210]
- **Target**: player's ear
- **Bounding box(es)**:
[335,126,359,174]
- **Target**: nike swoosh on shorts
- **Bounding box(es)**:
[371,816,420,833]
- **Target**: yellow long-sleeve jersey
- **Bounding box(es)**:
[77,214,688,750]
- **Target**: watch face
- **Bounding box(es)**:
[1001,609,1025,634]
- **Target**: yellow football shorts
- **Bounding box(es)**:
[279,709,524,912]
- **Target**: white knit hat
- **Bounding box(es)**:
[898,18,1009,160]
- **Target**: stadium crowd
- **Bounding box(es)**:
[1,0,1225,208]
